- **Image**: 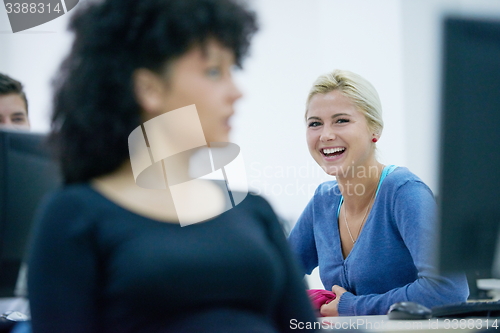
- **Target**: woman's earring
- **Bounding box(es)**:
[372,138,378,143]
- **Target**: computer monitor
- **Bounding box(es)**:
[437,17,500,280]
[0,129,61,297]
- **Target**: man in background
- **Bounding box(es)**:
[0,73,31,324]
[0,73,30,130]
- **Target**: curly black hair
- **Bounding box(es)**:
[0,72,28,113]
[51,0,258,184]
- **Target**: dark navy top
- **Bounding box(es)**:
[28,184,316,332]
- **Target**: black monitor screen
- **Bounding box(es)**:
[0,129,60,297]
[437,17,500,278]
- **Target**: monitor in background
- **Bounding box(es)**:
[0,129,60,297]
[437,17,500,282]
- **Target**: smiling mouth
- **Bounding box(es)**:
[321,147,346,157]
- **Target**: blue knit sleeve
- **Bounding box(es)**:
[288,194,319,275]
[337,180,469,316]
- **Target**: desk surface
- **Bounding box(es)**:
[316,315,497,332]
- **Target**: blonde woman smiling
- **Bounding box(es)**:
[289,69,468,316]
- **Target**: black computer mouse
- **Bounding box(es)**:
[387,301,432,320]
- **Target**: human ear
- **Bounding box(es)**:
[133,68,166,115]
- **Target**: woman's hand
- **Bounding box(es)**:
[319,285,347,317]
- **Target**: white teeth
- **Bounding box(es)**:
[322,147,345,155]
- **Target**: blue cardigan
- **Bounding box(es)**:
[288,166,469,316]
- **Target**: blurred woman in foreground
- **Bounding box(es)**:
[28,0,317,332]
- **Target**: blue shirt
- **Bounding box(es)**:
[289,166,469,315]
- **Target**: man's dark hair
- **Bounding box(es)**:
[50,0,258,184]
[0,73,28,113]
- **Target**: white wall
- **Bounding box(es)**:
[234,0,406,224]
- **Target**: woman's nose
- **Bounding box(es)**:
[320,126,336,142]
[227,78,243,104]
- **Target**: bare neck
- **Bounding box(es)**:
[337,162,384,215]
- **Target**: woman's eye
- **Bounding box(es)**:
[336,118,349,124]
[308,121,322,128]
[206,67,222,79]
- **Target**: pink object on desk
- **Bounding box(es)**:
[307,289,336,314]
